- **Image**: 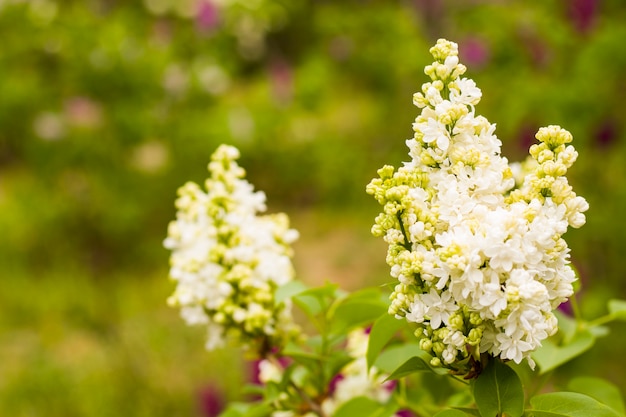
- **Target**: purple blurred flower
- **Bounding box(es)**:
[396,409,416,417]
[516,122,539,154]
[196,1,220,33]
[249,359,263,385]
[459,37,490,69]
[567,0,599,34]
[269,59,293,106]
[198,385,225,417]
[383,379,397,392]
[558,298,575,316]
[64,96,103,129]
[595,119,619,149]
[328,373,345,394]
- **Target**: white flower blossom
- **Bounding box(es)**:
[165,144,300,352]
[367,39,588,375]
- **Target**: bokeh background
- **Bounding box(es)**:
[1,0,626,415]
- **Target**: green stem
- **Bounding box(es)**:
[396,211,412,251]
[449,374,470,386]
[395,378,430,417]
[569,293,583,322]
[587,313,615,329]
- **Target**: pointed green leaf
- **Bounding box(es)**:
[373,342,423,374]
[275,280,308,304]
[608,299,626,321]
[332,396,385,417]
[473,359,524,417]
[532,329,595,375]
[450,408,481,416]
[589,325,610,338]
[385,355,432,381]
[433,410,471,417]
[243,403,273,417]
[329,289,387,332]
[282,343,323,368]
[292,283,341,317]
[447,391,476,408]
[218,402,272,417]
[530,392,622,417]
[568,377,626,415]
[367,313,406,370]
[218,402,248,417]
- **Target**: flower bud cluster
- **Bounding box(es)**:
[367,39,588,373]
[164,144,300,352]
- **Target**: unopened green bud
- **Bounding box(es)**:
[420,338,433,352]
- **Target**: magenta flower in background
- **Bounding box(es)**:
[64,96,103,129]
[459,37,490,69]
[567,0,599,34]
[196,1,220,33]
[516,122,540,154]
[595,119,619,149]
[269,58,293,106]
[328,372,345,395]
[198,385,225,417]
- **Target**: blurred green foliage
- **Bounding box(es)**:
[1,0,626,416]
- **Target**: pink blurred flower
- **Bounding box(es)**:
[269,58,293,106]
[64,96,103,129]
[567,0,599,34]
[459,37,490,69]
[516,122,539,154]
[595,119,619,149]
[328,373,345,395]
[197,385,225,417]
[196,1,220,33]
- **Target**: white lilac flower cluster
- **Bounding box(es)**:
[164,144,300,353]
[366,39,588,374]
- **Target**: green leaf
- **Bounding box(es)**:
[385,355,432,381]
[332,396,388,417]
[218,402,247,417]
[568,377,626,415]
[608,299,626,321]
[282,343,323,369]
[367,313,406,370]
[529,392,622,417]
[374,343,439,375]
[473,359,524,417]
[329,288,388,333]
[292,283,341,317]
[275,280,308,304]
[217,402,272,417]
[243,403,273,417]
[446,391,476,408]
[589,324,610,338]
[433,410,471,417]
[451,408,481,416]
[532,328,595,375]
